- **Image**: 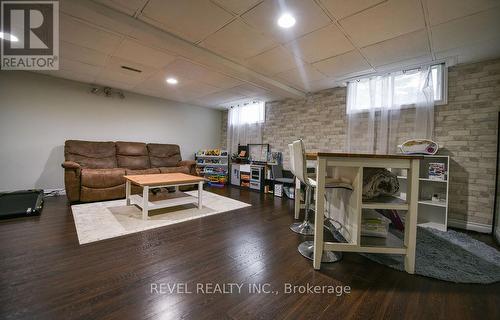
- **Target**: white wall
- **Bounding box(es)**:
[0,71,222,191]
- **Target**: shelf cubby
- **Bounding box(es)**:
[394,155,449,231]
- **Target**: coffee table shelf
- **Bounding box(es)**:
[128,194,198,211]
[124,173,206,220]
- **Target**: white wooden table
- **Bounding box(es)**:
[124,173,206,220]
[306,152,421,274]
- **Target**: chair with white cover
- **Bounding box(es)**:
[288,139,353,262]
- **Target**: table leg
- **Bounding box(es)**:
[142,186,149,220]
[126,180,131,206]
[198,181,203,210]
[313,158,326,270]
[404,159,419,274]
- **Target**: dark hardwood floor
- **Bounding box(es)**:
[1,186,499,320]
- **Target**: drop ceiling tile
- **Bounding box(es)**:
[246,45,302,75]
[95,57,157,89]
[134,72,168,93]
[176,82,222,98]
[59,58,102,77]
[37,69,96,84]
[361,29,430,67]
[95,70,144,87]
[93,0,146,16]
[285,24,354,63]
[435,37,500,64]
[320,0,386,19]
[113,39,176,68]
[154,82,221,102]
[140,0,234,43]
[200,19,277,60]
[374,54,433,73]
[135,69,221,99]
[241,0,332,43]
[60,15,122,54]
[212,0,263,14]
[431,9,500,52]
[159,91,195,103]
[313,50,372,78]
[308,78,341,92]
[162,59,243,89]
[275,64,326,91]
[228,84,269,96]
[193,90,248,106]
[108,56,157,78]
[163,59,212,81]
[60,41,108,66]
[340,0,425,47]
[93,78,135,91]
[199,71,244,89]
[427,0,500,26]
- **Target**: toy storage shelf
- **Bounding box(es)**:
[394,155,449,232]
[196,155,228,159]
[195,150,228,187]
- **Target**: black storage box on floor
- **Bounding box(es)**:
[0,189,44,219]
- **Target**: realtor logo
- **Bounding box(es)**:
[1,0,59,70]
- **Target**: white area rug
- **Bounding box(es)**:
[71,191,250,245]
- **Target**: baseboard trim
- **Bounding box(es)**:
[44,188,66,196]
[495,228,500,242]
[448,218,492,233]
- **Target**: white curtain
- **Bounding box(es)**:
[346,66,435,154]
[227,100,265,155]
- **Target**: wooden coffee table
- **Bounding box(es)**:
[124,173,206,220]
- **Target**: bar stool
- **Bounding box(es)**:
[288,139,353,262]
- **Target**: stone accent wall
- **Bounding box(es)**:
[434,59,500,227]
[221,58,500,227]
[220,109,227,149]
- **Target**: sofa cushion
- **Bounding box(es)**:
[158,166,190,174]
[80,185,125,202]
[81,168,125,188]
[148,143,182,167]
[65,140,117,169]
[116,141,150,169]
[125,168,160,175]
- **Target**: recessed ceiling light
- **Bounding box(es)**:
[166,77,178,85]
[277,13,296,28]
[0,31,19,42]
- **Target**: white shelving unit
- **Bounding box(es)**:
[394,155,449,231]
[195,150,229,186]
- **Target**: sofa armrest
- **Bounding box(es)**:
[62,161,81,202]
[62,161,81,170]
[177,160,196,175]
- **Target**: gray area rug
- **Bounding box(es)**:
[362,227,500,284]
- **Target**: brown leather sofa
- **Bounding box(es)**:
[62,140,196,203]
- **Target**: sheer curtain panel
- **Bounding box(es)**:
[346,66,435,154]
[227,101,265,155]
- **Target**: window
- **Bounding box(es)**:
[229,100,265,125]
[347,64,446,114]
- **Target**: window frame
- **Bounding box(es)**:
[432,63,448,106]
[346,63,448,115]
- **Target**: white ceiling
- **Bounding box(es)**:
[33,0,500,109]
